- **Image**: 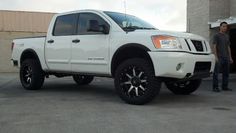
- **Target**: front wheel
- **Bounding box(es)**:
[165,79,202,95]
[114,58,161,105]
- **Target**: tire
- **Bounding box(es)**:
[165,79,202,95]
[114,58,161,105]
[20,59,45,90]
[73,75,94,85]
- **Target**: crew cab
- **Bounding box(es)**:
[11,10,215,105]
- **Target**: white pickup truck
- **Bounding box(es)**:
[11,10,215,105]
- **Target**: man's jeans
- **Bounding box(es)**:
[213,57,230,89]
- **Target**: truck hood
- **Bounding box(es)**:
[132,30,205,40]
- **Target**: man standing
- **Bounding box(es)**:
[212,22,234,92]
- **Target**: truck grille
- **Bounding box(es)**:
[194,62,211,73]
[191,40,204,52]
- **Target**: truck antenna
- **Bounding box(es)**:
[123,0,128,33]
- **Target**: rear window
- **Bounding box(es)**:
[53,14,77,36]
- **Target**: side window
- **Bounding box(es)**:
[53,14,77,36]
[77,13,109,35]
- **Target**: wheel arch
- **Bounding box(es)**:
[20,49,42,68]
[111,43,154,77]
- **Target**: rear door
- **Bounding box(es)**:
[45,14,78,71]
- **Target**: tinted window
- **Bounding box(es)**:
[77,13,109,34]
[53,14,77,36]
[104,11,156,31]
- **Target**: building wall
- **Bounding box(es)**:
[187,0,210,40]
[0,10,54,32]
[0,10,54,72]
[187,0,234,42]
[0,32,47,72]
[230,0,236,16]
[209,0,230,22]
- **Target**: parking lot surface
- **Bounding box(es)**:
[0,73,235,133]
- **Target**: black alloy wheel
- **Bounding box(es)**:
[165,79,202,95]
[115,58,161,105]
[20,59,45,90]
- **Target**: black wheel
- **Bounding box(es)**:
[115,58,161,105]
[20,59,45,90]
[73,75,94,85]
[165,79,202,95]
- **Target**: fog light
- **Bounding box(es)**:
[176,63,184,71]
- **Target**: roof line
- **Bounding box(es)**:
[0,9,56,14]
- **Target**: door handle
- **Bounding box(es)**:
[47,40,54,43]
[72,39,80,43]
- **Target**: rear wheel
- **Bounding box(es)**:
[115,58,161,105]
[73,75,94,85]
[165,79,202,95]
[20,59,45,90]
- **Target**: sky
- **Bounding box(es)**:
[0,0,187,31]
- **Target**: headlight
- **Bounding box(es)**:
[151,35,182,49]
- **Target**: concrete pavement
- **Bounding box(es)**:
[0,73,235,133]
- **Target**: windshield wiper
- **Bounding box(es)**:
[142,27,156,30]
[123,26,139,31]
[123,26,156,32]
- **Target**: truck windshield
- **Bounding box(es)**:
[104,11,157,32]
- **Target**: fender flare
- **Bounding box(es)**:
[111,43,151,76]
[20,49,42,67]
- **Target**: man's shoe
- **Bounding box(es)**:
[222,88,232,91]
[213,87,220,92]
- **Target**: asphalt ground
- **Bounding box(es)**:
[0,73,235,133]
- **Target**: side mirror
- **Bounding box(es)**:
[88,20,109,34]
[100,24,109,34]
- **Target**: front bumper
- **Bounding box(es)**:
[148,51,215,79]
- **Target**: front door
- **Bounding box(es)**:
[71,13,110,74]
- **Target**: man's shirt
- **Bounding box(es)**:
[213,32,231,58]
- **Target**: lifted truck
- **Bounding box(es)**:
[11,10,215,105]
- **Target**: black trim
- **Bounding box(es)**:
[162,72,211,83]
[111,43,151,76]
[20,49,42,66]
[191,40,204,52]
[153,50,212,55]
[194,62,211,73]
[46,70,112,78]
[204,41,208,51]
[189,72,211,80]
[11,59,18,66]
[111,43,151,66]
[115,43,151,52]
[185,39,192,51]
[14,36,46,39]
